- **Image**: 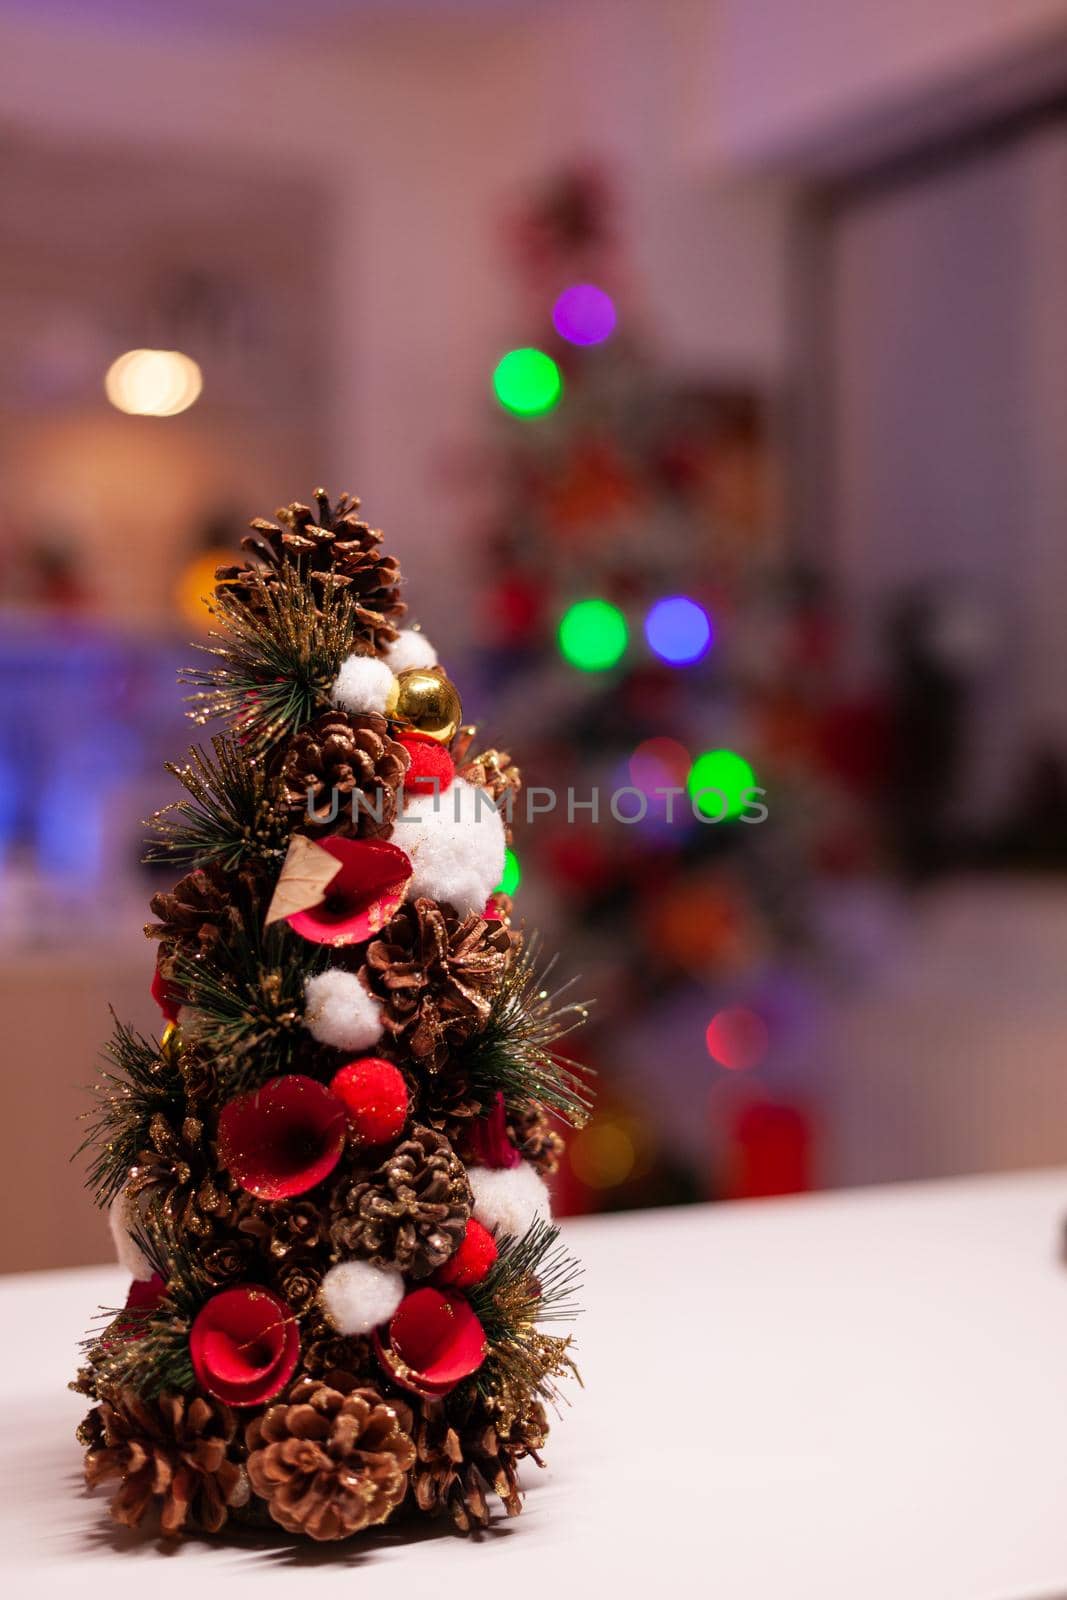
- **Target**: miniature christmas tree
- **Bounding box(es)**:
[73,490,590,1542]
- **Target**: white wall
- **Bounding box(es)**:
[712,0,1067,167]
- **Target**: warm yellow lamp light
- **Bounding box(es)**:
[104,349,202,417]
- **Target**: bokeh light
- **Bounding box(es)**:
[644,595,712,666]
[105,349,202,416]
[493,347,562,415]
[569,1120,636,1188]
[687,748,758,820]
[552,283,617,346]
[648,879,752,973]
[705,1007,769,1070]
[558,598,628,671]
[629,736,692,794]
[176,550,230,630]
[496,846,521,897]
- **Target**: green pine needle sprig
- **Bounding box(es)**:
[174,921,328,1093]
[83,1207,209,1399]
[459,940,594,1127]
[144,734,288,871]
[183,565,361,751]
[466,1218,583,1406]
[75,1016,185,1210]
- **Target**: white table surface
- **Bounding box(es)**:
[3,1170,1067,1599]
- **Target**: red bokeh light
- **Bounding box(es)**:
[705,1007,769,1070]
[629,735,691,793]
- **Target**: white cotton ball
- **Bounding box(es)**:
[468,1163,552,1242]
[108,1191,154,1282]
[400,776,505,917]
[320,1259,405,1335]
[331,653,398,716]
[305,968,383,1050]
[385,628,438,674]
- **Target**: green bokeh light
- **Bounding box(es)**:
[495,847,521,897]
[493,348,562,416]
[687,749,758,820]
[558,598,628,672]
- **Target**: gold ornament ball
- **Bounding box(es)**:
[394,666,463,745]
[160,1021,183,1063]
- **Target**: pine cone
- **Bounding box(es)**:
[419,1064,485,1141]
[329,1125,470,1278]
[459,1393,548,1520]
[410,1399,489,1532]
[231,1194,327,1255]
[82,1389,248,1537]
[299,1313,375,1381]
[197,1237,257,1288]
[148,861,266,981]
[510,1106,565,1176]
[411,1393,548,1532]
[218,489,405,649]
[364,898,516,1070]
[273,1257,324,1317]
[280,710,408,839]
[227,1195,328,1311]
[246,1373,414,1540]
[126,1112,234,1240]
[457,748,522,806]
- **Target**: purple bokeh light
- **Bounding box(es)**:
[552,283,617,347]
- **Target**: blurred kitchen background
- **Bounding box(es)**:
[4,0,1067,1271]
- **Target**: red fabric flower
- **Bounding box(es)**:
[466,1091,521,1170]
[125,1274,166,1317]
[150,964,182,1024]
[433,1219,497,1290]
[218,1075,347,1200]
[398,733,454,797]
[329,1058,409,1146]
[105,1273,166,1347]
[190,1285,299,1407]
[374,1287,486,1397]
[286,837,411,946]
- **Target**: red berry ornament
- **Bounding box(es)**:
[330,1058,409,1145]
[398,733,454,797]
[433,1218,498,1290]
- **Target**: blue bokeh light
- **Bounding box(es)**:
[644,596,712,666]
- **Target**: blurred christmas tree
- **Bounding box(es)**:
[466,168,882,1211]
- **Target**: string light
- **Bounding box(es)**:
[493,348,562,415]
[105,349,202,416]
[558,598,628,671]
[687,749,757,820]
[552,283,616,346]
[496,846,521,897]
[645,596,712,666]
